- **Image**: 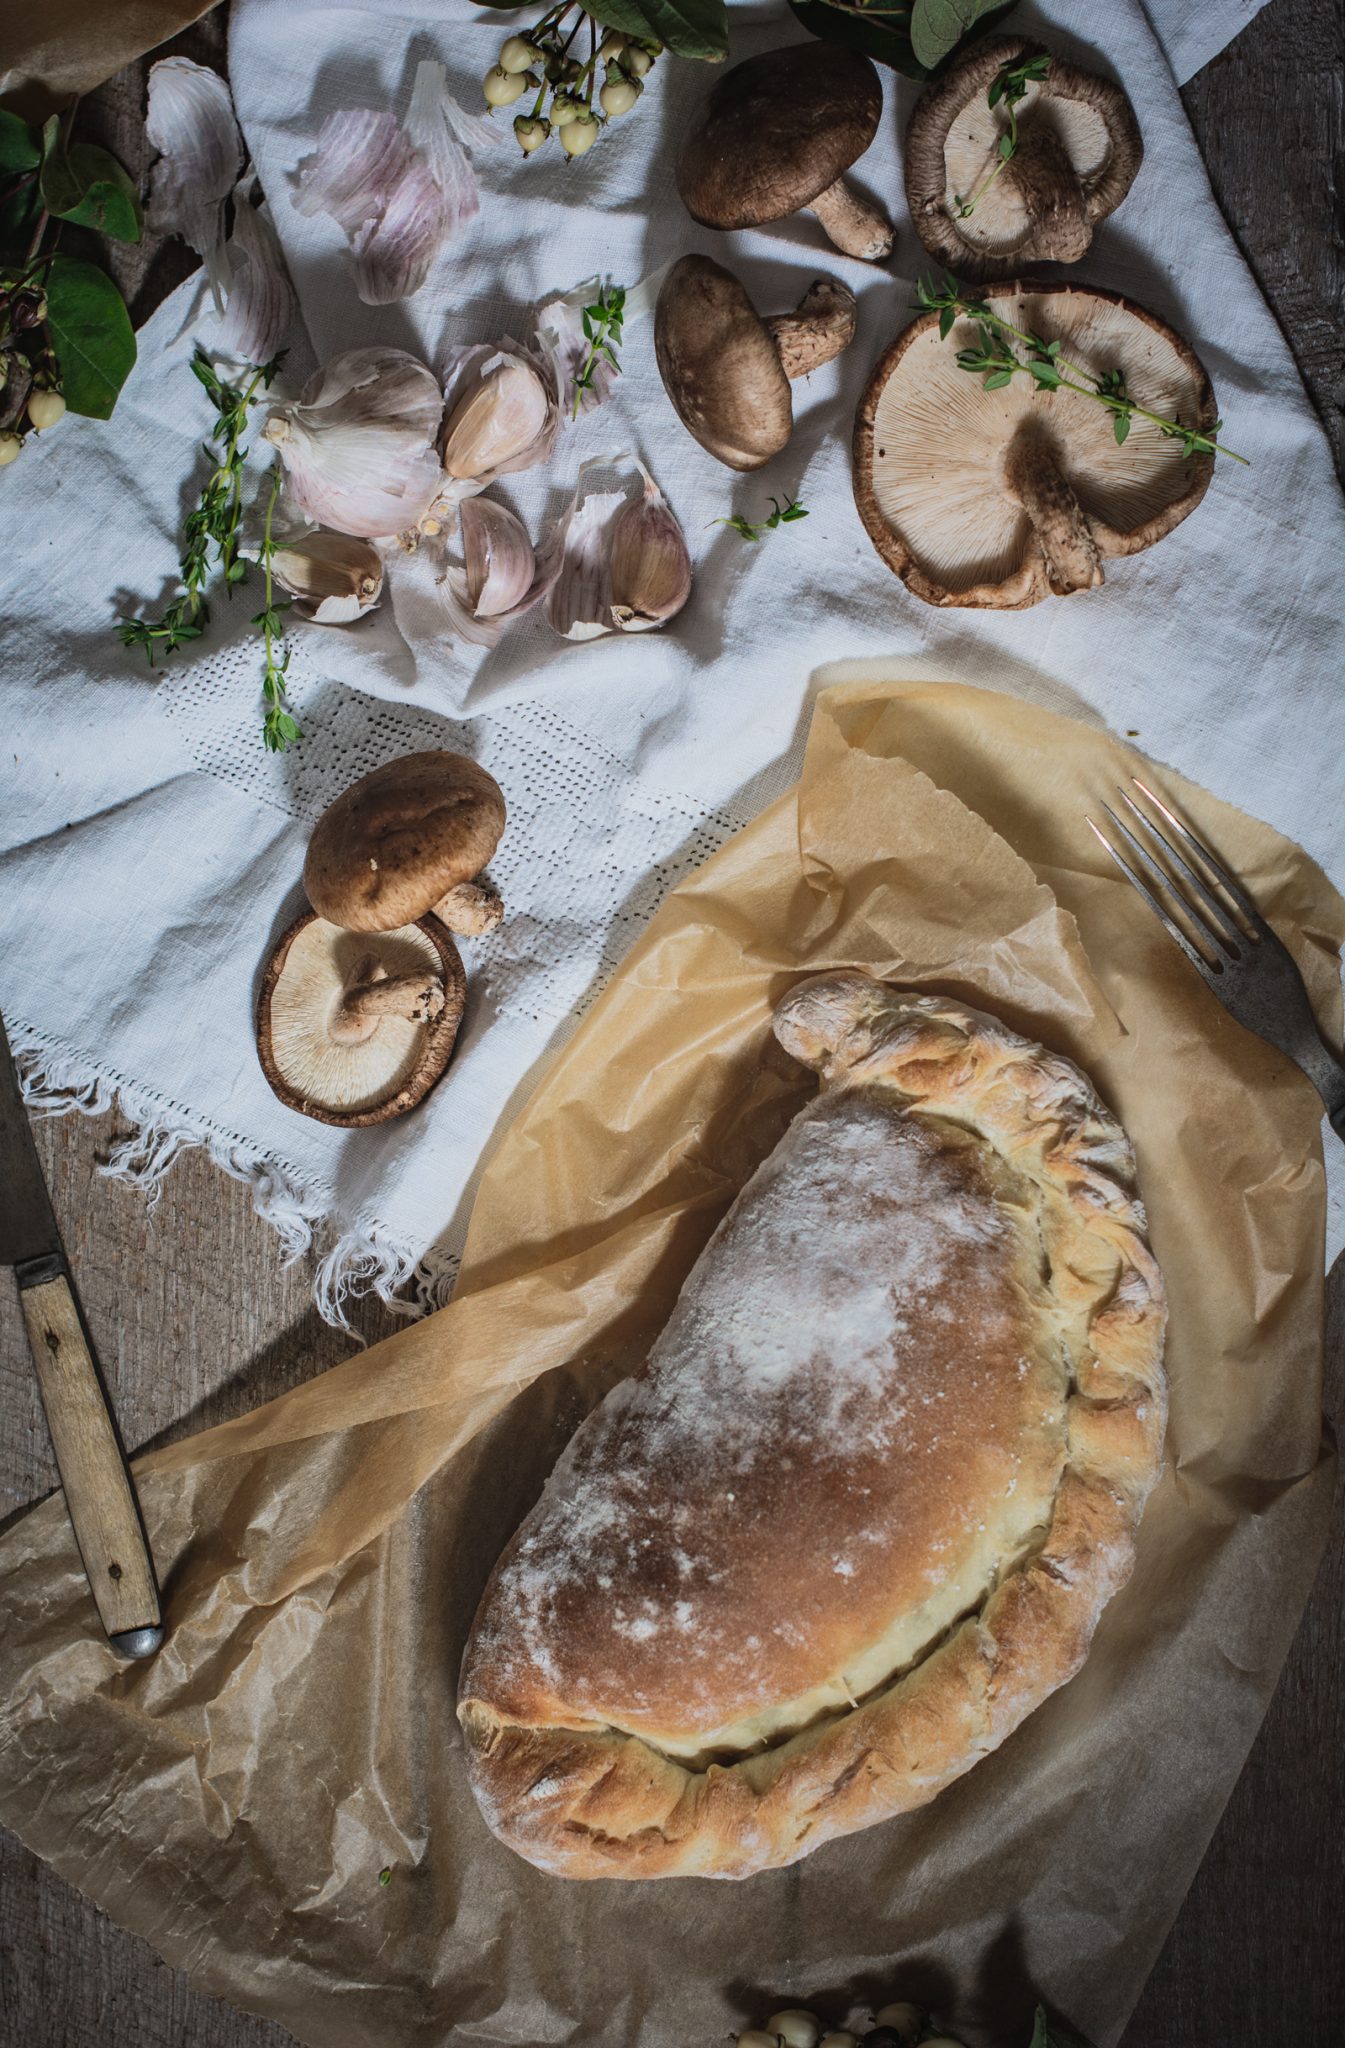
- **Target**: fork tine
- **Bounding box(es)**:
[1130,777,1269,934]
[1116,787,1244,950]
[1098,802,1237,963]
[1086,817,1221,980]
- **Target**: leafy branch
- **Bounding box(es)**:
[716,496,809,542]
[788,0,1020,81]
[915,274,1249,463]
[953,51,1051,217]
[572,281,625,416]
[118,348,301,751]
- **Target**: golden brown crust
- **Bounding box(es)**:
[458,974,1166,1879]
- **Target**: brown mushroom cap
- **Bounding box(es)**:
[655,255,856,471]
[257,912,466,1127]
[906,38,1143,278]
[304,750,506,934]
[676,44,891,261]
[853,281,1217,609]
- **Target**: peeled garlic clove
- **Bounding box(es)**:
[609,463,691,630]
[440,351,554,481]
[461,496,536,616]
[272,532,383,623]
[263,347,444,538]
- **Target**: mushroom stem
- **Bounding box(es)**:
[807,176,894,263]
[330,954,447,1045]
[763,279,858,379]
[433,878,505,937]
[1004,126,1090,264]
[1003,431,1103,596]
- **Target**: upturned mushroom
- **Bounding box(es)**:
[906,38,1142,278]
[655,254,856,470]
[676,44,894,263]
[256,912,465,1127]
[853,282,1218,609]
[304,750,507,937]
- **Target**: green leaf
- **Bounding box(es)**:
[997,132,1014,159]
[1113,411,1131,445]
[622,0,730,61]
[911,0,1009,71]
[1028,2006,1098,2048]
[44,254,136,418]
[0,174,42,264]
[938,305,956,339]
[44,143,142,242]
[0,107,41,174]
[982,368,1015,389]
[788,0,926,79]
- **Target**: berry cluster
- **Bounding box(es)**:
[0,281,66,468]
[737,2000,964,2048]
[482,7,661,159]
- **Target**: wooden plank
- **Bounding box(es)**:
[2,1,1343,2043]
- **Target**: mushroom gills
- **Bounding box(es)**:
[269,919,449,1113]
[944,90,1112,258]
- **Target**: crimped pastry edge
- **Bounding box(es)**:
[458,973,1167,1880]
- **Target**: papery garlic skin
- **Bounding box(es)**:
[609,464,692,630]
[263,348,445,539]
[294,60,499,305]
[214,183,297,366]
[146,56,244,309]
[535,290,619,418]
[271,532,384,623]
[440,496,555,647]
[544,485,626,641]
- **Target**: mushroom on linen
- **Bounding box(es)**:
[853,281,1218,608]
[304,750,508,938]
[676,44,894,263]
[906,38,1142,278]
[655,254,856,471]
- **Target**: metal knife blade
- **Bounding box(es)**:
[0,1009,64,1275]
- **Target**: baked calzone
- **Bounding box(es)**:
[458,971,1167,1879]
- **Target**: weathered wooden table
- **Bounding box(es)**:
[2,3,1342,2041]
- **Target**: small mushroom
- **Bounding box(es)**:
[303,750,507,938]
[655,254,856,471]
[853,281,1217,609]
[257,912,465,1126]
[676,44,893,264]
[906,38,1142,278]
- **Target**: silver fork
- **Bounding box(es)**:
[1088,778,1345,1143]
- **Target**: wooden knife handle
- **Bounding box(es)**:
[20,1272,164,1658]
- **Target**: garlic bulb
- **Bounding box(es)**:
[213,182,296,367]
[145,56,244,310]
[609,465,692,630]
[440,496,554,647]
[263,348,445,539]
[271,532,383,623]
[294,61,499,305]
[429,341,559,524]
[545,457,693,640]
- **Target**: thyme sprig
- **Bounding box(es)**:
[716,496,809,543]
[953,53,1052,218]
[118,347,302,750]
[572,282,625,416]
[254,464,299,752]
[915,275,1249,464]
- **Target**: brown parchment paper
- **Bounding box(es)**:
[1,678,1342,2048]
[0,0,220,116]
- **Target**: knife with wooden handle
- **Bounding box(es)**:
[0,1009,163,1658]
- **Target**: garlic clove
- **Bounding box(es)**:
[440,495,557,646]
[440,350,554,482]
[543,482,626,641]
[272,532,384,623]
[608,462,692,630]
[145,56,244,311]
[461,497,536,616]
[263,347,444,539]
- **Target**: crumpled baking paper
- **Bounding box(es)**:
[0,678,1340,2048]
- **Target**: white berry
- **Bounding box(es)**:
[623,45,654,77]
[0,432,21,466]
[483,65,528,107]
[819,2035,858,2048]
[26,389,66,431]
[559,113,599,156]
[874,2008,923,2044]
[600,75,640,116]
[767,2014,820,2048]
[499,36,543,73]
[736,2035,782,2048]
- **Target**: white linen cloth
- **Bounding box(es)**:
[0,0,1339,1325]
